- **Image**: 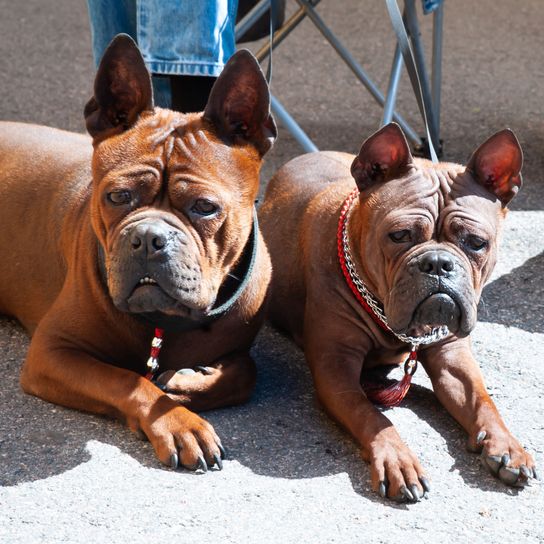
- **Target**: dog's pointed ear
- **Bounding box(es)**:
[84,34,154,142]
[203,49,277,156]
[350,123,413,192]
[467,129,523,206]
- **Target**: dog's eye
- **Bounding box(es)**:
[464,235,488,251]
[107,190,132,205]
[191,199,218,216]
[389,230,411,243]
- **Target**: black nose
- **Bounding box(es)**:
[130,223,169,257]
[418,251,455,276]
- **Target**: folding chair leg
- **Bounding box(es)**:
[271,95,319,153]
[432,2,444,139]
[235,0,271,42]
[404,0,439,149]
[254,5,310,62]
[381,43,403,126]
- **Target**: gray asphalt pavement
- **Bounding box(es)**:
[0,1,543,543]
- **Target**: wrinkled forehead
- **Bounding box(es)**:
[91,110,181,172]
[93,110,204,167]
[169,119,259,190]
[93,109,259,191]
[366,159,503,225]
[438,160,505,227]
[366,161,443,220]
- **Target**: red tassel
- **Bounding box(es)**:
[362,351,418,407]
[362,373,413,407]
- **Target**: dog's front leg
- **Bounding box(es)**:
[20,332,224,471]
[155,352,257,411]
[421,337,538,485]
[305,327,429,502]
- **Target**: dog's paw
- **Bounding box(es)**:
[468,428,538,486]
[140,397,225,472]
[363,428,430,503]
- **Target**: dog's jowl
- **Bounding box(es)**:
[259,122,537,501]
[0,35,276,471]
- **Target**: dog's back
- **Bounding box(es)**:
[0,122,92,330]
[259,151,355,343]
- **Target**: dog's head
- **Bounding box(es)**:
[84,35,276,319]
[350,123,522,338]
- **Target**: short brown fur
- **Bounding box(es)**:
[0,38,275,470]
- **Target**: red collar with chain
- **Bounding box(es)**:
[337,189,392,334]
[337,188,417,407]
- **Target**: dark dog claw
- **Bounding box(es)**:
[409,484,420,502]
[476,431,486,444]
[499,466,520,486]
[401,485,414,502]
[214,453,223,471]
[378,481,387,498]
[419,477,431,494]
[170,453,179,469]
[483,454,502,474]
[218,443,227,460]
[195,366,213,375]
[520,465,532,479]
[501,453,510,467]
[197,455,208,472]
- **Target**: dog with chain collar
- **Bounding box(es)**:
[259,122,538,501]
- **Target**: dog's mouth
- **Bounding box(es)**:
[386,264,478,339]
[403,292,461,337]
[136,275,158,287]
[125,275,203,317]
[129,275,163,299]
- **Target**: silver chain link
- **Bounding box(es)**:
[341,194,449,348]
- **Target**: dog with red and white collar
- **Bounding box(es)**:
[259,122,537,501]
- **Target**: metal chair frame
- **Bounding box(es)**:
[235,0,444,155]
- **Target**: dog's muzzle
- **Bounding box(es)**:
[386,248,477,338]
[107,218,207,316]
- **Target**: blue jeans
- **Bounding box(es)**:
[87,0,239,105]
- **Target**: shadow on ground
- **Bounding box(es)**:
[479,251,544,334]
[407,382,525,495]
[1,320,517,501]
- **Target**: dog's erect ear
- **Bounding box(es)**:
[203,49,277,156]
[467,129,523,206]
[84,34,154,141]
[350,123,413,192]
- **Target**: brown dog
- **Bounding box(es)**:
[0,35,276,471]
[259,123,537,501]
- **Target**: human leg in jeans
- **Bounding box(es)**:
[87,0,238,112]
